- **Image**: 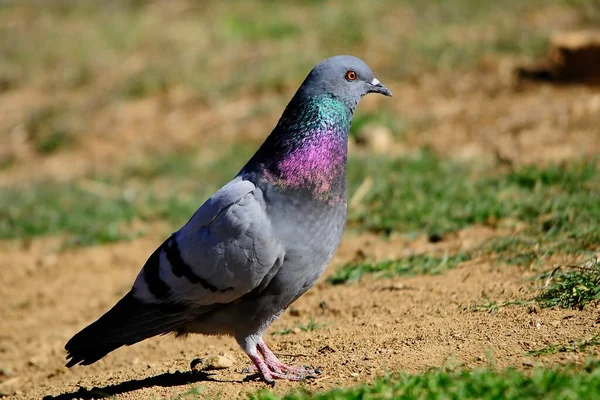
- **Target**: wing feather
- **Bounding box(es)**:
[133,176,284,308]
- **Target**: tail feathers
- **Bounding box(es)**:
[65,291,189,367]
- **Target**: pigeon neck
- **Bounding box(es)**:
[246,95,351,202]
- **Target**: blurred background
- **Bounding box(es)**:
[1,1,599,399]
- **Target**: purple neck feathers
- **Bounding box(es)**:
[244,95,351,202]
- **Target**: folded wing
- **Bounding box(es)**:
[66,176,285,366]
[134,176,284,306]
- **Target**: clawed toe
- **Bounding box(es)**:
[244,372,276,386]
[244,340,323,384]
[245,358,320,383]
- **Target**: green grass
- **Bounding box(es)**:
[250,359,600,400]
[0,145,255,246]
[114,66,172,99]
[348,152,599,235]
[528,334,600,357]
[223,15,301,41]
[465,298,535,313]
[165,386,208,400]
[24,104,82,154]
[466,258,600,313]
[328,253,471,285]
[348,152,599,261]
[1,182,142,246]
[347,152,497,235]
[535,258,600,310]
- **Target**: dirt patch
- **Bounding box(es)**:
[1,229,597,399]
[376,69,600,166]
[0,87,286,185]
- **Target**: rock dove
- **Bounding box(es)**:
[64,55,392,384]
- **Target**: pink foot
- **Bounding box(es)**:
[257,342,320,376]
[247,354,305,385]
[244,341,321,385]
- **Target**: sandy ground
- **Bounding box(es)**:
[1,227,598,399]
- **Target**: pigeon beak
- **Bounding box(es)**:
[368,78,392,97]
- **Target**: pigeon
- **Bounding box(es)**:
[64,55,392,384]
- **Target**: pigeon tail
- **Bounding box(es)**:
[65,291,188,367]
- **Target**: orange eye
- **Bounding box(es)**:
[345,70,357,81]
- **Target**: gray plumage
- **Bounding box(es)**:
[65,55,391,383]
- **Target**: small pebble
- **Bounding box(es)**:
[191,355,233,371]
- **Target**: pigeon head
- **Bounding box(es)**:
[245,56,391,202]
[296,55,392,111]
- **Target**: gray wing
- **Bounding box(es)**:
[132,176,285,308]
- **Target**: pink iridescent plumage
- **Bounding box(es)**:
[264,132,347,201]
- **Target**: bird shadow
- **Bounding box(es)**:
[42,370,240,400]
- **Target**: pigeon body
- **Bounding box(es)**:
[65,55,391,383]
